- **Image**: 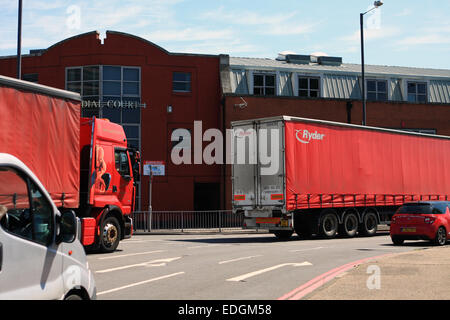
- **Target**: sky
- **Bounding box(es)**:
[0,0,450,69]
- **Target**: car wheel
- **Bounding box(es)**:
[433,227,447,246]
[100,216,121,253]
[392,237,404,246]
[272,230,293,241]
[320,212,338,239]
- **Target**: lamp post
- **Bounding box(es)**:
[17,0,23,79]
[360,0,383,126]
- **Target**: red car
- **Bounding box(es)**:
[390,201,450,246]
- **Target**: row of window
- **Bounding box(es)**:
[251,73,428,103]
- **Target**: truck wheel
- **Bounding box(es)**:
[64,294,83,300]
[272,230,293,241]
[360,212,378,237]
[319,212,338,239]
[339,213,359,238]
[433,227,447,246]
[100,216,121,253]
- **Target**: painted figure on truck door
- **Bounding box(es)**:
[93,145,111,193]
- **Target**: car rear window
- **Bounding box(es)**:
[397,204,432,214]
[397,203,449,214]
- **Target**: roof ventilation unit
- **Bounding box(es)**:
[285,54,311,65]
[317,56,342,66]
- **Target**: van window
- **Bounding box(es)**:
[0,167,53,246]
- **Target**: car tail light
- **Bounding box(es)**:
[391,217,397,224]
[424,217,436,224]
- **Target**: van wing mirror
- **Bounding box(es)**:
[56,210,77,244]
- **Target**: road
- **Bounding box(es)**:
[87,230,431,300]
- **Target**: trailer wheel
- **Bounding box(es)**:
[360,212,378,237]
[100,216,121,253]
[319,212,338,239]
[272,230,293,241]
[339,212,359,238]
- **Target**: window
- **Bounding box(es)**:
[173,72,191,92]
[0,167,53,246]
[22,73,38,83]
[407,81,427,103]
[298,76,320,98]
[367,79,387,101]
[253,73,276,96]
[115,149,130,177]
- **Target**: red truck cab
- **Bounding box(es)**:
[80,117,139,252]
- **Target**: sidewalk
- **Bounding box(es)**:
[304,246,450,300]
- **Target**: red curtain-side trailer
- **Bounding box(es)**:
[231,116,450,240]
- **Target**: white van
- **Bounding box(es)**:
[0,153,96,300]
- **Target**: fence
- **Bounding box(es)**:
[132,210,244,233]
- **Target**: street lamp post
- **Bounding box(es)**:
[17,0,23,80]
[360,0,383,126]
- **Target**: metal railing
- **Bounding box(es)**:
[132,210,244,233]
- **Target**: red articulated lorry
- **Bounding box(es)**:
[0,75,140,252]
[231,116,450,240]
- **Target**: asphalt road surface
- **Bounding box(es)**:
[87,230,431,300]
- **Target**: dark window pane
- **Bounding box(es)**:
[173,72,191,82]
[377,93,387,101]
[417,83,426,94]
[103,81,121,96]
[407,82,416,94]
[299,89,308,97]
[23,73,38,83]
[67,82,81,94]
[122,107,140,124]
[102,107,121,123]
[67,68,81,82]
[417,94,427,103]
[367,92,377,101]
[254,87,263,95]
[377,81,386,92]
[254,75,264,86]
[123,125,139,139]
[367,80,376,92]
[299,78,308,89]
[82,108,99,118]
[408,93,416,102]
[83,81,99,96]
[127,139,139,149]
[123,82,139,95]
[173,82,191,92]
[103,66,121,81]
[310,78,319,90]
[265,75,275,87]
[124,68,139,81]
[83,66,99,81]
[310,90,319,98]
[265,87,275,95]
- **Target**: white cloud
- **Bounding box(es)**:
[142,28,234,42]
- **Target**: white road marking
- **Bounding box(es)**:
[218,255,262,265]
[289,247,326,253]
[96,272,185,296]
[98,250,166,260]
[96,257,182,273]
[227,262,313,282]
